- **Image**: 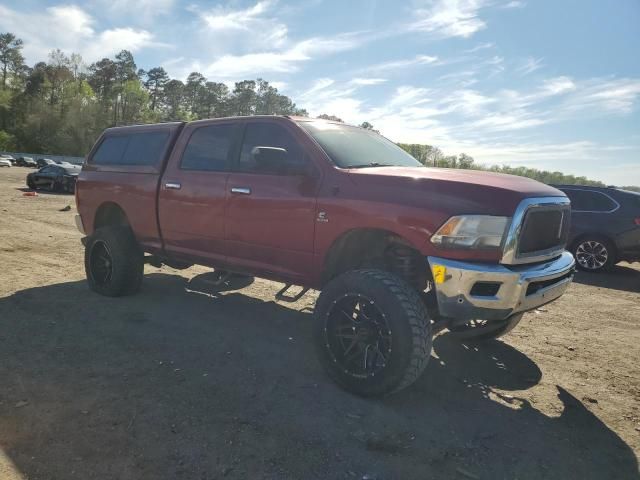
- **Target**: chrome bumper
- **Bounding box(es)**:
[74,214,85,235]
[428,251,575,322]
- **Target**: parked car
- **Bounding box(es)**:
[16,156,37,168]
[0,158,11,168]
[554,185,640,272]
[0,154,15,165]
[36,158,56,168]
[27,164,81,193]
[75,116,575,396]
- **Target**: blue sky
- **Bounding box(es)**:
[1,0,639,185]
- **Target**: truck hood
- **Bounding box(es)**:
[346,166,566,216]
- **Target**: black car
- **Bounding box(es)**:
[554,185,640,272]
[16,156,37,167]
[26,164,81,193]
[36,158,56,168]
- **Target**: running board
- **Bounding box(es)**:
[275,284,309,303]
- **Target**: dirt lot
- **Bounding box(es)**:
[0,166,639,480]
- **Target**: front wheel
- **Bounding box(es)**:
[313,269,432,397]
[572,237,616,272]
[85,226,144,297]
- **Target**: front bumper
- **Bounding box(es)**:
[428,251,575,323]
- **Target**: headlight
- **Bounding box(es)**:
[431,215,510,249]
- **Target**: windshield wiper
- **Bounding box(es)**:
[349,162,394,169]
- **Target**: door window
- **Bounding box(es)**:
[238,123,305,174]
[92,131,170,166]
[564,189,618,212]
[181,124,235,171]
[92,136,129,165]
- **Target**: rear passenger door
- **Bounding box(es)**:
[224,119,319,282]
[562,188,622,243]
[158,120,240,264]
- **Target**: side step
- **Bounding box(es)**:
[275,284,310,303]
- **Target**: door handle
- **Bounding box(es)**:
[165,182,181,190]
[231,187,251,195]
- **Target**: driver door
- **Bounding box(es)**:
[225,119,319,282]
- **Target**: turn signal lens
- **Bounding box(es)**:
[634,217,640,226]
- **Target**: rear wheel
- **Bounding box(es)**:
[572,236,616,272]
[313,269,432,397]
[448,313,524,341]
[85,226,144,297]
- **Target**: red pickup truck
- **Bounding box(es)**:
[75,116,575,396]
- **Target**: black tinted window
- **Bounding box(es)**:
[564,189,617,212]
[92,136,129,165]
[122,132,169,165]
[239,123,304,174]
[181,124,234,171]
[92,131,170,166]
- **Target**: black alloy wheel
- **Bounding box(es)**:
[89,240,113,287]
[324,293,393,379]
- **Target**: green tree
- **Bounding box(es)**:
[0,33,24,88]
[317,114,343,122]
[143,67,169,111]
[163,79,186,120]
[0,129,16,150]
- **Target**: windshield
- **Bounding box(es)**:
[298,121,423,169]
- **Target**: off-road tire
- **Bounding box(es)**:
[448,313,524,341]
[85,226,144,297]
[313,269,432,397]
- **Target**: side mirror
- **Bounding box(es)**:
[251,146,307,176]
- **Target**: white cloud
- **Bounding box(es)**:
[502,1,526,8]
[0,4,157,64]
[540,76,576,96]
[389,86,431,107]
[517,56,544,75]
[201,0,274,30]
[410,0,489,38]
[471,113,546,131]
[299,78,336,98]
[350,78,388,86]
[442,89,496,115]
[95,0,175,20]
[194,0,288,50]
[198,34,364,78]
[567,78,640,113]
[464,42,494,53]
[269,81,288,91]
[364,55,439,73]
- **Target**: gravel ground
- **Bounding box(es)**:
[0,167,639,480]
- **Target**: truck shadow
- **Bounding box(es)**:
[0,272,637,480]
[572,263,640,293]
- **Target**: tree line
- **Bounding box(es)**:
[0,32,307,156]
[1,31,635,189]
[395,142,617,188]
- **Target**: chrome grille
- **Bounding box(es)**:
[518,208,571,255]
[501,197,571,265]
